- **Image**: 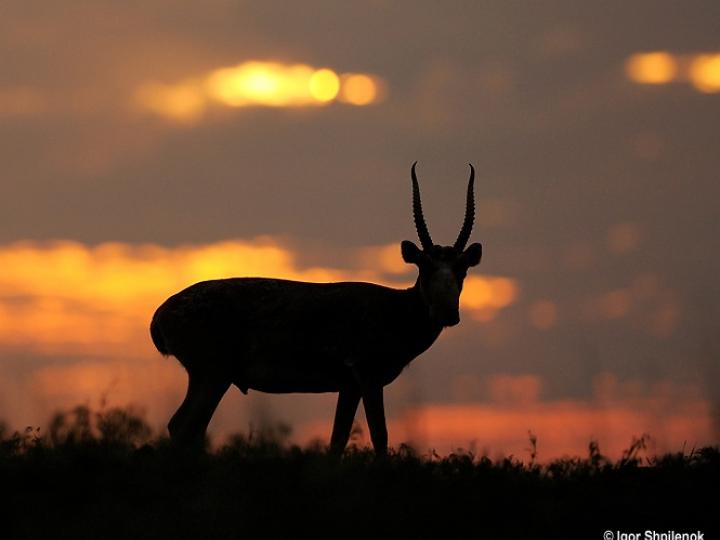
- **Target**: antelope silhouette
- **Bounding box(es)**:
[150,162,482,454]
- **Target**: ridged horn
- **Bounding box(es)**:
[453,163,475,251]
[411,161,433,250]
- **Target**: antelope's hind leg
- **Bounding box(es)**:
[168,368,230,448]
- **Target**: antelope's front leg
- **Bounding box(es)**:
[361,384,388,455]
[329,384,361,455]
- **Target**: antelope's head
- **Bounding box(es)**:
[402,162,482,327]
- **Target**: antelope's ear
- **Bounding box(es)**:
[461,242,482,267]
[401,240,423,264]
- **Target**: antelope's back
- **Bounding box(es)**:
[150,277,419,390]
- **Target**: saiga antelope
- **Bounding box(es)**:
[150,163,482,454]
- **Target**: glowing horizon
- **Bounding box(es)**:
[3,360,710,462]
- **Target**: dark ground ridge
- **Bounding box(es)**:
[0,405,717,539]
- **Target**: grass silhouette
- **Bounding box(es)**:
[0,405,717,539]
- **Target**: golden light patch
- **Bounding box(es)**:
[462,276,518,310]
[339,73,379,105]
[625,51,720,94]
[355,243,411,275]
[625,51,678,84]
[308,69,340,102]
[688,53,720,93]
[136,61,384,121]
[134,81,206,122]
[461,276,519,323]
[206,62,318,107]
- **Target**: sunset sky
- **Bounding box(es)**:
[1,1,719,460]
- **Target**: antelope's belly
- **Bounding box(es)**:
[234,355,345,394]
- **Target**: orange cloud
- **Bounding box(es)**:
[135,61,386,122]
[626,51,720,93]
[688,53,720,93]
[0,238,517,356]
[355,243,411,275]
[625,52,678,84]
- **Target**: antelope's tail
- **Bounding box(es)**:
[150,315,170,356]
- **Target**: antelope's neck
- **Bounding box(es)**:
[402,281,443,348]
